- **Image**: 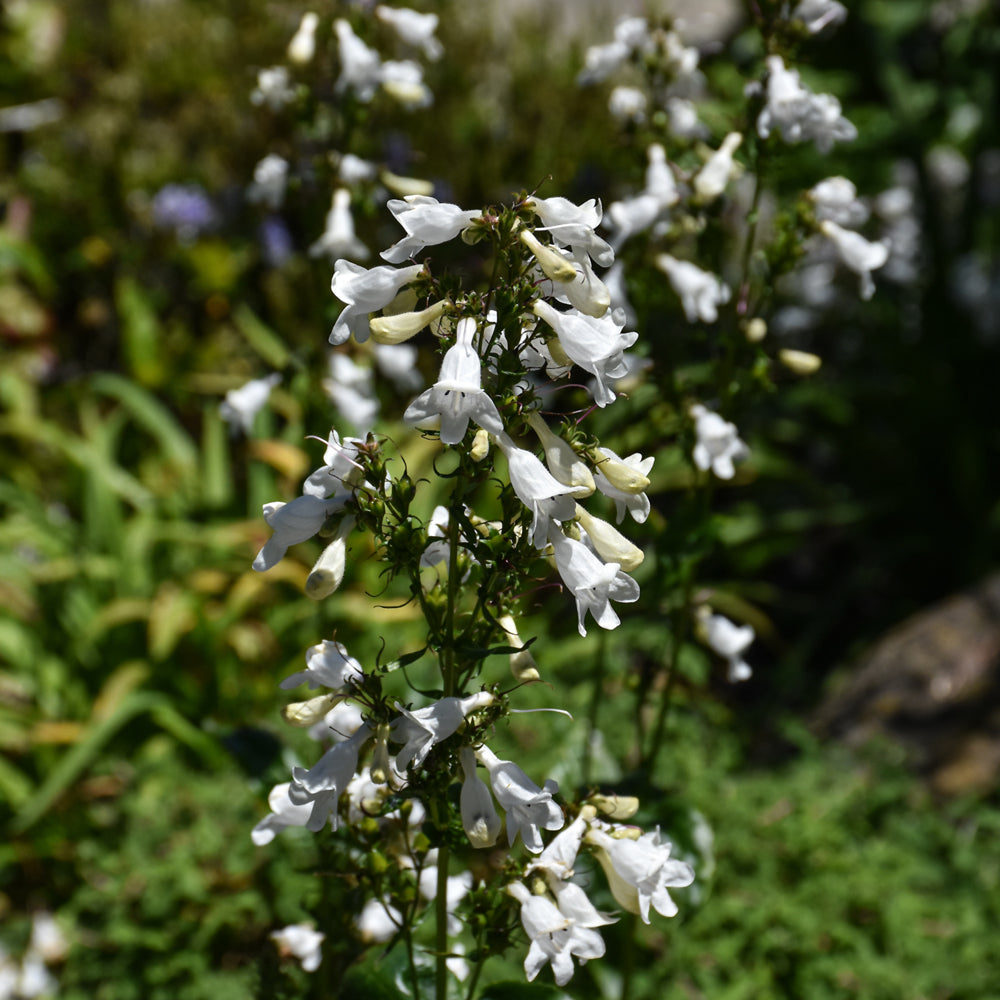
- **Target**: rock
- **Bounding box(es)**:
[812,573,1000,794]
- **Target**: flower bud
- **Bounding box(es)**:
[519,228,577,283]
[370,723,393,784]
[589,794,640,820]
[498,613,540,682]
[369,299,451,345]
[590,450,650,494]
[281,694,343,727]
[287,12,319,64]
[778,348,822,375]
[745,317,767,342]
[379,171,435,198]
[460,747,502,848]
[575,505,644,572]
[526,412,595,496]
[470,428,490,461]
[306,537,347,600]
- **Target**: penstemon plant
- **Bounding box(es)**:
[245,2,889,996]
[252,189,695,996]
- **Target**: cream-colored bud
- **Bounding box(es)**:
[591,451,650,494]
[526,412,595,496]
[287,12,319,64]
[745,317,767,343]
[379,171,435,198]
[519,229,577,283]
[281,693,343,727]
[544,331,573,369]
[609,825,642,841]
[778,349,822,375]
[575,505,644,572]
[498,613,540,682]
[470,428,490,461]
[306,536,347,600]
[589,794,640,821]
[370,724,393,784]
[369,299,451,344]
[381,80,427,106]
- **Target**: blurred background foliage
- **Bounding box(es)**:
[1,0,999,997]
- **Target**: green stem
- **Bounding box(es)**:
[435,842,451,1000]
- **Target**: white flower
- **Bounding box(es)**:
[28,913,68,964]
[390,691,494,772]
[495,435,577,549]
[281,639,363,692]
[757,55,857,153]
[592,447,653,524]
[809,176,869,227]
[548,530,640,637]
[644,143,679,208]
[700,609,755,682]
[587,826,695,923]
[506,881,606,986]
[379,59,432,108]
[381,196,479,264]
[323,352,378,434]
[577,40,630,85]
[528,197,613,268]
[310,189,369,262]
[248,154,288,209]
[289,723,372,832]
[307,699,366,742]
[497,614,540,682]
[219,373,280,435]
[792,0,848,33]
[666,97,706,139]
[329,260,424,345]
[403,317,504,444]
[251,66,296,111]
[287,12,319,64]
[655,255,731,323]
[253,494,343,571]
[693,132,743,202]
[334,19,382,102]
[608,85,647,124]
[376,6,443,60]
[604,145,678,246]
[531,300,636,407]
[417,861,473,935]
[271,922,325,972]
[476,745,564,853]
[527,811,590,881]
[303,430,364,498]
[337,152,379,184]
[373,341,423,392]
[691,403,749,480]
[460,746,502,847]
[354,899,402,943]
[819,219,891,300]
[252,782,316,845]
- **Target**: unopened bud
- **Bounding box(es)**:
[370,299,451,345]
[592,451,650,494]
[527,412,595,496]
[306,536,347,600]
[379,171,434,198]
[519,228,577,283]
[745,317,767,342]
[282,694,343,727]
[498,613,540,682]
[778,348,822,375]
[575,505,644,572]
[470,428,490,461]
[589,794,640,821]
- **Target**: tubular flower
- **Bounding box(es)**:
[270,922,325,972]
[369,298,451,344]
[309,189,369,262]
[527,196,614,268]
[655,254,731,323]
[251,782,315,845]
[305,517,354,600]
[402,317,505,443]
[390,691,494,772]
[253,495,343,571]
[494,434,578,549]
[548,530,640,637]
[334,19,382,102]
[375,6,443,60]
[329,260,424,345]
[700,608,755,682]
[691,403,749,480]
[586,826,695,924]
[459,747,502,848]
[819,219,890,300]
[574,505,644,573]
[280,639,363,692]
[381,196,479,263]
[693,132,743,202]
[287,12,319,64]
[219,373,280,435]
[526,412,595,496]
[476,745,564,853]
[289,723,373,832]
[506,881,606,987]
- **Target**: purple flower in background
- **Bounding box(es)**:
[260,216,294,267]
[152,184,218,243]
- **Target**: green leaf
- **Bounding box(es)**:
[232,303,291,370]
[479,981,572,1000]
[115,276,165,387]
